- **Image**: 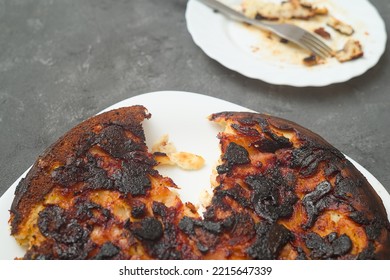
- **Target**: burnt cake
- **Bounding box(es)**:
[9,107,390,259]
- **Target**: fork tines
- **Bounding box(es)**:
[301,33,334,58]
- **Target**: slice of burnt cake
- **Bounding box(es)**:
[204,111,390,259]
[10,106,200,259]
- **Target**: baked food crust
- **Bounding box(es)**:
[208,111,390,259]
[9,108,390,259]
[10,106,199,259]
[10,106,151,235]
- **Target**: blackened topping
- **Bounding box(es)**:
[217,184,251,208]
[252,137,283,153]
[57,219,88,244]
[224,142,250,165]
[221,215,235,230]
[324,162,339,177]
[252,133,292,153]
[202,221,222,234]
[357,242,375,260]
[255,118,292,153]
[247,222,293,260]
[51,122,155,197]
[145,211,188,260]
[305,232,333,259]
[216,164,230,174]
[130,217,163,241]
[178,216,195,235]
[296,247,307,260]
[291,147,320,177]
[349,211,369,225]
[332,234,352,256]
[38,205,66,238]
[94,242,120,260]
[75,200,112,225]
[131,200,146,218]
[52,156,113,190]
[52,158,89,187]
[302,181,332,229]
[237,117,257,126]
[38,205,90,253]
[96,125,144,159]
[86,164,114,190]
[196,242,209,253]
[231,123,261,137]
[305,232,352,259]
[225,213,256,245]
[178,216,222,235]
[246,173,297,222]
[148,243,182,260]
[291,142,344,177]
[53,152,153,196]
[334,174,360,200]
[54,242,89,260]
[291,140,345,177]
[366,218,384,240]
[217,142,250,174]
[111,160,151,196]
[152,201,168,218]
[327,232,338,242]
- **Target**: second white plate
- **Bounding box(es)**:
[186,0,387,87]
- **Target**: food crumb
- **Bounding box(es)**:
[152,135,205,170]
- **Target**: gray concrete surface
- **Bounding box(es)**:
[0,0,389,197]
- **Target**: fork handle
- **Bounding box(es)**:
[197,0,273,32]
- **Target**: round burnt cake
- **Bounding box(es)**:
[9,106,390,259]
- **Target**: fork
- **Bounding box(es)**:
[197,0,333,58]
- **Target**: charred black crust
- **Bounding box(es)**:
[144,206,198,260]
[130,217,163,241]
[357,242,376,260]
[290,142,344,177]
[52,146,154,197]
[304,232,352,259]
[211,111,390,259]
[95,125,146,157]
[334,174,361,200]
[93,242,120,260]
[247,222,294,260]
[231,117,292,153]
[217,142,250,174]
[301,181,332,229]
[245,172,297,222]
[111,160,152,196]
[178,216,223,236]
[256,118,293,152]
[36,204,93,259]
[216,184,252,209]
[131,200,147,219]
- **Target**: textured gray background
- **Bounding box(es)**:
[0,0,389,197]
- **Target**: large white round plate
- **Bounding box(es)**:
[1,91,389,259]
[186,0,387,87]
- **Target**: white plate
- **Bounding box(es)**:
[1,91,389,259]
[186,0,387,86]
